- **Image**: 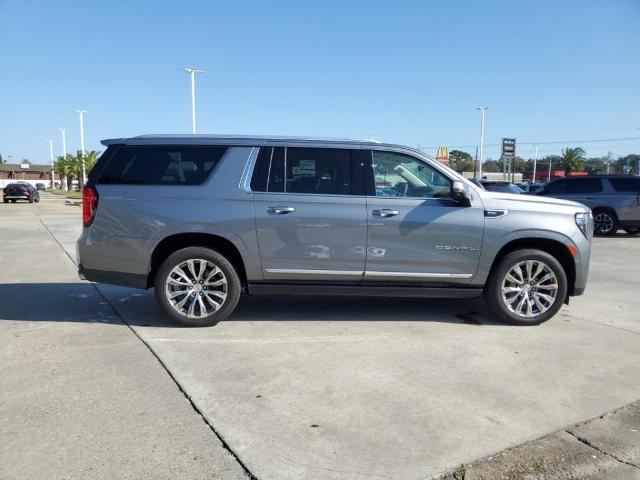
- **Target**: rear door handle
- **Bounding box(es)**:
[267,206,295,214]
[372,209,400,217]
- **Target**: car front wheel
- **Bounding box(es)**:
[593,210,618,236]
[485,249,568,325]
[155,247,241,327]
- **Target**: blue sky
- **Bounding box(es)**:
[1,0,639,164]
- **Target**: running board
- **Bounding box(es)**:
[247,283,483,298]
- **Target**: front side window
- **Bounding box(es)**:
[564,178,603,194]
[251,147,355,195]
[371,151,451,198]
[98,146,227,185]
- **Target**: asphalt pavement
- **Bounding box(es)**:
[1,192,639,479]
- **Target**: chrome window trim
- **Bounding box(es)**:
[239,146,259,193]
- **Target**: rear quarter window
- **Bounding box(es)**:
[609,177,640,192]
[97,146,228,185]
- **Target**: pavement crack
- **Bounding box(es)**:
[35,206,258,480]
[565,429,640,470]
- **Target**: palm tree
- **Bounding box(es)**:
[54,154,74,191]
[561,147,586,174]
[74,150,100,189]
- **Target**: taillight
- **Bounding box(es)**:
[82,185,99,227]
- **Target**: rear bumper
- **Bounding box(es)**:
[78,263,148,289]
[4,195,29,200]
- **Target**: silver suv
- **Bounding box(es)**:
[537,176,640,235]
[77,135,593,327]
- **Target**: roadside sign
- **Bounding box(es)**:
[436,146,449,165]
[502,138,516,159]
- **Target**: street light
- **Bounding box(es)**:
[74,110,87,185]
[184,67,203,134]
[59,127,67,157]
[476,106,489,178]
[532,144,538,183]
[49,139,55,189]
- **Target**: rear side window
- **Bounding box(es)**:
[609,177,640,192]
[97,146,227,185]
[564,178,603,194]
[251,146,357,195]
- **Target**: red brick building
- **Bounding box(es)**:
[0,161,53,187]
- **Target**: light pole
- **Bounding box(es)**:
[184,67,203,134]
[532,144,538,183]
[59,128,67,157]
[49,139,56,189]
[548,156,552,183]
[476,106,489,178]
[74,110,87,185]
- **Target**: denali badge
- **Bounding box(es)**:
[435,245,479,252]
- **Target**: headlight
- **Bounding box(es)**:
[575,211,593,239]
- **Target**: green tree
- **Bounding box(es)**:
[483,159,501,173]
[54,154,75,191]
[617,154,640,175]
[561,147,586,174]
[449,150,475,173]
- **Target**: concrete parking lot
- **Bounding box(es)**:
[1,192,639,479]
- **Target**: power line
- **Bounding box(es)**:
[425,136,640,150]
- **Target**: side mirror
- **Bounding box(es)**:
[451,180,471,207]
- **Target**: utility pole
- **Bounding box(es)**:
[49,140,55,189]
[548,156,552,183]
[476,106,489,178]
[606,151,611,175]
[532,144,538,183]
[184,67,203,134]
[74,110,87,185]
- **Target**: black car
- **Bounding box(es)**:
[2,183,40,203]
[35,183,46,190]
[471,179,524,194]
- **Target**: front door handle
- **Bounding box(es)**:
[267,206,295,214]
[372,209,400,217]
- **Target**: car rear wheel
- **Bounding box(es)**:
[28,195,34,203]
[155,247,241,327]
[593,209,618,236]
[485,249,567,325]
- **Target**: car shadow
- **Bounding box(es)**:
[0,282,507,328]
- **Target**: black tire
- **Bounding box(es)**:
[35,195,40,203]
[593,208,618,236]
[485,249,568,326]
[28,195,34,203]
[2,199,7,204]
[154,246,241,327]
[624,227,639,235]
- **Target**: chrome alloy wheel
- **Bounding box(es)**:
[500,260,558,318]
[165,259,227,319]
[594,212,614,235]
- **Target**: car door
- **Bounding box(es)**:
[363,149,484,282]
[251,146,367,281]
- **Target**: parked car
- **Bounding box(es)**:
[537,176,640,235]
[471,179,524,194]
[2,183,40,203]
[35,183,46,190]
[77,135,593,327]
[520,183,546,195]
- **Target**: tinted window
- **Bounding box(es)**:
[609,177,640,192]
[546,180,567,194]
[250,147,272,192]
[98,146,227,185]
[371,151,451,198]
[261,147,353,195]
[565,178,603,194]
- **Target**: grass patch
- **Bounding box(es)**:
[47,189,82,199]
